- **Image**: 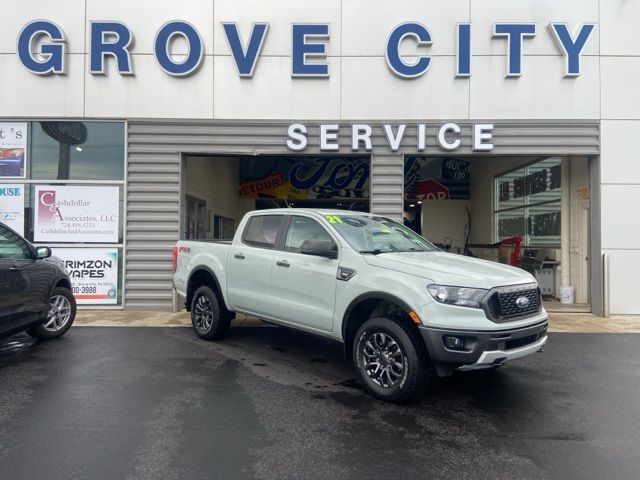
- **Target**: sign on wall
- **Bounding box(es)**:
[34,185,119,243]
[239,156,472,201]
[0,184,25,235]
[0,122,27,178]
[240,156,370,201]
[53,248,118,305]
[14,20,596,78]
[405,157,470,200]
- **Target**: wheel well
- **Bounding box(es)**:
[342,297,418,353]
[56,278,71,290]
[186,269,222,312]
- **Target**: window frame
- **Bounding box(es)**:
[213,214,235,240]
[29,121,126,181]
[493,157,562,247]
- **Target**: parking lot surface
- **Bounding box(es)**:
[0,326,638,480]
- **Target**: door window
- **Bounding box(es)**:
[0,227,31,259]
[243,215,283,248]
[284,216,334,253]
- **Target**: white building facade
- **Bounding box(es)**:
[0,0,638,314]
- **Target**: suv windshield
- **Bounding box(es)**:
[323,214,439,254]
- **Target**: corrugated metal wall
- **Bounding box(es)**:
[126,120,599,310]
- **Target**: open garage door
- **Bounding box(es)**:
[404,156,591,312]
[181,154,370,241]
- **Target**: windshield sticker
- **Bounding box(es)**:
[324,215,343,224]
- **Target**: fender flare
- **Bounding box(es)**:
[341,291,416,342]
[185,265,228,311]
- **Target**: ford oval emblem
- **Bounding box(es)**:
[515,296,530,308]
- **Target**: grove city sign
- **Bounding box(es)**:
[18,20,596,78]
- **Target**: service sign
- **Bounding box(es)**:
[53,248,118,305]
[0,122,27,178]
[34,185,119,243]
[0,184,25,235]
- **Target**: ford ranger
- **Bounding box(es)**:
[172,209,547,401]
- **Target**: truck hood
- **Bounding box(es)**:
[362,251,535,288]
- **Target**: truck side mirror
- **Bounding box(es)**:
[300,239,338,259]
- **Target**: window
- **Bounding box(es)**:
[0,226,30,259]
[285,216,334,253]
[30,122,125,180]
[494,157,561,246]
[185,196,207,240]
[243,215,283,248]
[213,215,235,240]
[0,120,126,307]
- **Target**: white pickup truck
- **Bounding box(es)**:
[173,209,548,401]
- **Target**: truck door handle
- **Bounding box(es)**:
[234,254,245,260]
[9,265,21,271]
[276,260,290,267]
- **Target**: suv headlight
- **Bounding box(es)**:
[427,285,488,308]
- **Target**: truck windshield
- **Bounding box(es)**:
[323,214,439,254]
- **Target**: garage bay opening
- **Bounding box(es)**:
[181,154,370,241]
[403,156,591,312]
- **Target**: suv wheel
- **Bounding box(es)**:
[190,285,231,340]
[353,316,429,402]
[27,287,77,340]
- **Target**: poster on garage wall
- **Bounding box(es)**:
[239,156,371,201]
[34,185,119,243]
[0,184,25,235]
[404,157,470,200]
[53,248,119,305]
[237,156,470,201]
[0,122,27,178]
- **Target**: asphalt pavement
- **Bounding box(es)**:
[0,326,638,480]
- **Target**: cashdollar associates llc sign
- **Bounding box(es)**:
[34,185,119,243]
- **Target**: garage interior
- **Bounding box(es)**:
[182,154,590,312]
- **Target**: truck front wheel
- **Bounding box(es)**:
[190,286,230,340]
[353,316,429,402]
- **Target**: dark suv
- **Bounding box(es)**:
[0,222,76,340]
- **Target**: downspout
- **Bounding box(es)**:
[561,158,571,288]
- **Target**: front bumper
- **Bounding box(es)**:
[418,319,548,374]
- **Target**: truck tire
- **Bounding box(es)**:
[27,287,77,340]
[353,316,428,402]
[190,285,230,340]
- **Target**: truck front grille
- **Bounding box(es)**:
[484,284,541,323]
[493,328,547,351]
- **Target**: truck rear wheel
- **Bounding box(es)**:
[353,316,428,402]
[190,286,230,340]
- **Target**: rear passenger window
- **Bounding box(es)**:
[243,215,283,248]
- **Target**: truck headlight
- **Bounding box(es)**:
[427,285,488,308]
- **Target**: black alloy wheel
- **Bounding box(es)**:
[353,316,429,402]
[190,285,231,340]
